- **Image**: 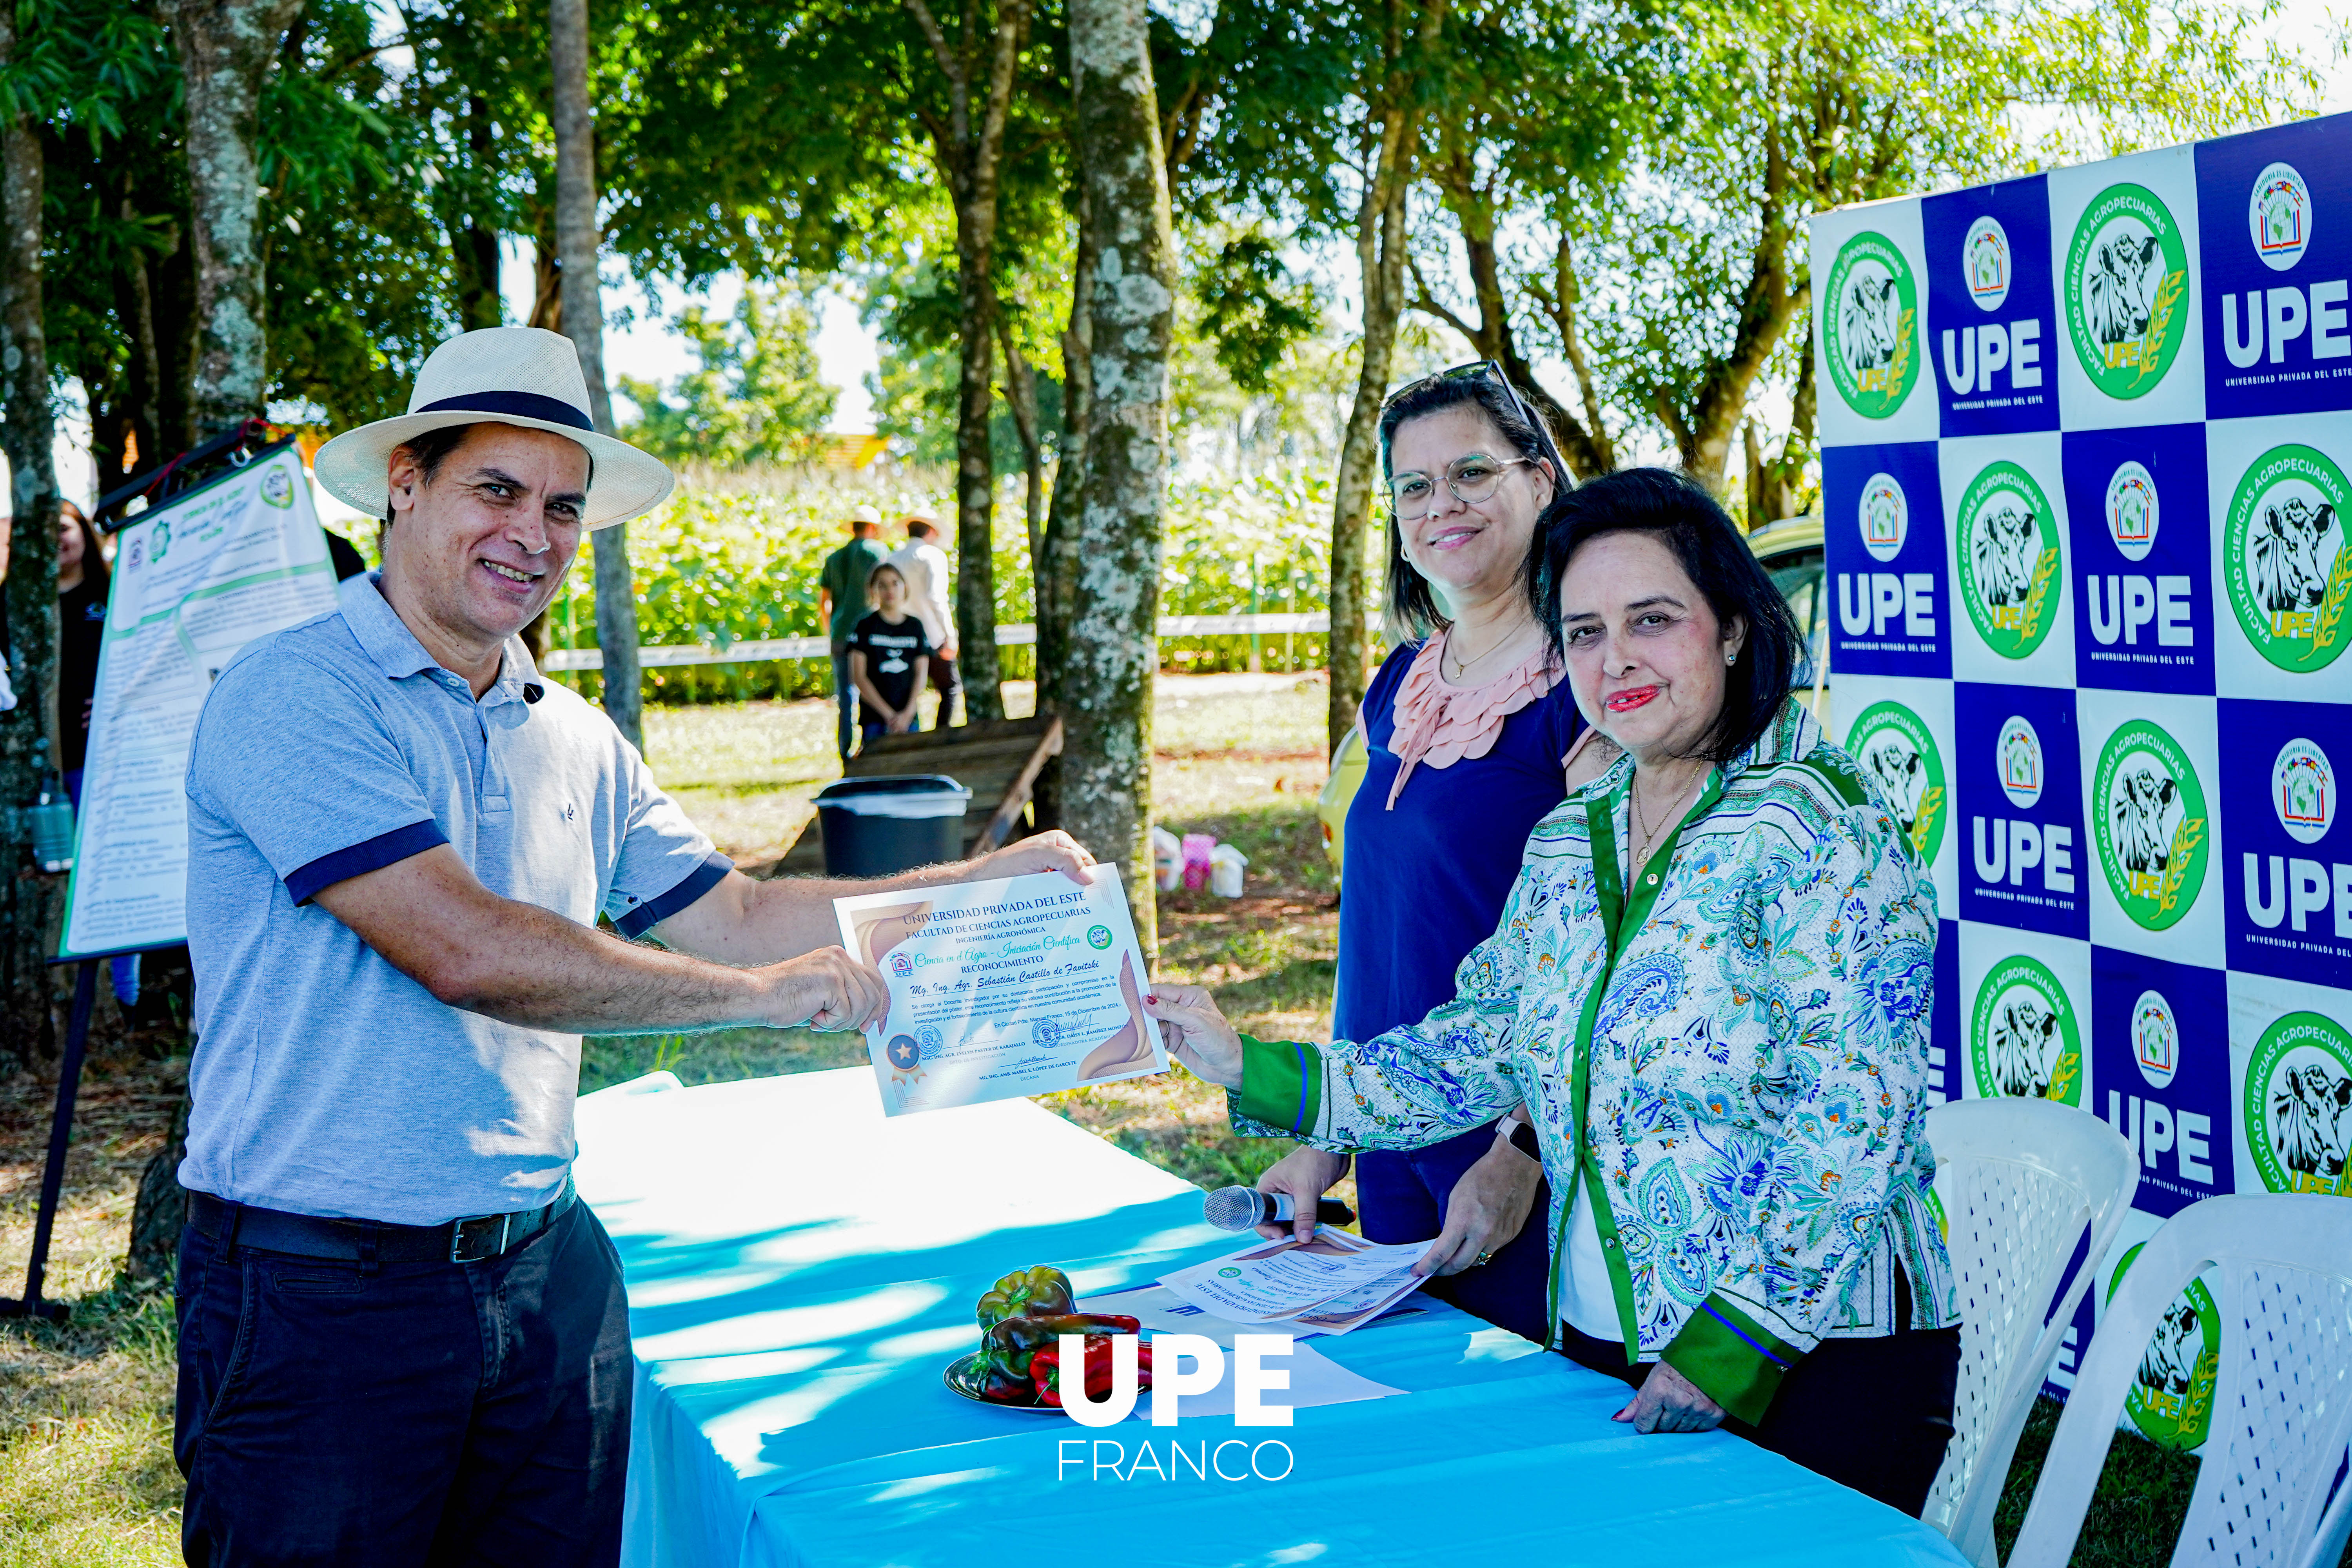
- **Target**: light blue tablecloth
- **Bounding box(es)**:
[575,1069,1969,1568]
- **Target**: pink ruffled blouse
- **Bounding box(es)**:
[1370,628,1559,809]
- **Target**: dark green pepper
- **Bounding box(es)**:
[974,1265,1075,1328]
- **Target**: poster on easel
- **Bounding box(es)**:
[58,441,339,960]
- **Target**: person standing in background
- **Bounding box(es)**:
[846,561,931,745]
[0,514,16,713]
[888,512,959,728]
[56,501,110,803]
[818,504,889,760]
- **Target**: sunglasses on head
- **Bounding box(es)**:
[1379,358,1565,493]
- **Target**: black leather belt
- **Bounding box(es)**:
[187,1182,575,1265]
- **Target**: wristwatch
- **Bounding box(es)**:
[1500,1117,1542,1162]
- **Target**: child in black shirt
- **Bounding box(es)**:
[847,561,931,745]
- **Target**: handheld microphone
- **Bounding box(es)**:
[1202,1186,1357,1232]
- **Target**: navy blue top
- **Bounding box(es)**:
[1334,642,1586,1043]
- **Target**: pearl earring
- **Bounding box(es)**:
[1726,650,1738,664]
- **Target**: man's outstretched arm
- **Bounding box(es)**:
[313,844,885,1034]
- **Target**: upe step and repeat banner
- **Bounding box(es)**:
[1813,109,2350,1453]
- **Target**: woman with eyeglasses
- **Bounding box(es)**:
[1247,365,1615,1345]
[1150,468,1960,1514]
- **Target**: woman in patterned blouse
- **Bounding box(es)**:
[1148,468,1962,1514]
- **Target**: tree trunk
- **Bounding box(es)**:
[996,317,1045,572]
[1064,0,1174,955]
[457,97,503,332]
[167,0,306,433]
[1030,178,1093,834]
[950,231,1004,720]
[0,9,61,1069]
[551,0,643,753]
[1327,111,1412,758]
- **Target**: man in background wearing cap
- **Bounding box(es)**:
[887,512,960,729]
[818,503,889,759]
[174,327,1094,1566]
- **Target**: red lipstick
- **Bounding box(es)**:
[1604,686,1659,713]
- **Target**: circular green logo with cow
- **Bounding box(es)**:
[1956,461,2062,659]
[1847,701,1947,867]
[2065,182,2191,399]
[2109,1242,2219,1452]
[1969,955,2083,1105]
[2243,1011,2352,1195]
[1824,232,1919,419]
[260,465,296,509]
[2223,444,2351,675]
[1086,924,1113,950]
[2092,720,2209,930]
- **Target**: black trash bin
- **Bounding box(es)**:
[814,775,973,877]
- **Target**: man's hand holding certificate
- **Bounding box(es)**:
[833,866,1166,1115]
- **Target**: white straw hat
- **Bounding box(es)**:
[312,327,674,530]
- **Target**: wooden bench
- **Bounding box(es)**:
[746,715,1064,879]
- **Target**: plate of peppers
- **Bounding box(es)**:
[944,1264,1154,1412]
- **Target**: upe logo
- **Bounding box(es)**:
[1958,461,2061,659]
[2223,444,2350,674]
[1826,231,1918,419]
[2065,182,2190,399]
[1964,215,2012,310]
[2250,162,2313,272]
[1847,701,1947,865]
[889,951,914,976]
[2272,738,2334,844]
[1997,715,2044,809]
[2110,1242,2220,1451]
[1969,954,2083,1105]
[2132,990,2180,1091]
[2244,1010,2352,1195]
[2106,462,2160,563]
[2092,720,2209,931]
[1860,473,1908,561]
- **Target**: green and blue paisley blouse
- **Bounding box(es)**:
[1231,699,1958,1423]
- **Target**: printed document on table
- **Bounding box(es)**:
[1079,1283,1428,1345]
[1158,1228,1431,1332]
[834,864,1163,1116]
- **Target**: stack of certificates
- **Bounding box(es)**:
[1158,1228,1431,1336]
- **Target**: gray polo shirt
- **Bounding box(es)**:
[181,576,731,1224]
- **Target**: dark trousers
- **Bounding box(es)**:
[1356,1124,1554,1345]
[831,651,859,760]
[174,1199,632,1568]
[927,653,961,728]
[1555,1295,1960,1516]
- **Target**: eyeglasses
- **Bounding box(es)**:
[1379,358,1565,503]
[1386,454,1536,519]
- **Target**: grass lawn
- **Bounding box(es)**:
[0,674,2307,1565]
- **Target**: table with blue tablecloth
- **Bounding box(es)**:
[573,1068,1969,1568]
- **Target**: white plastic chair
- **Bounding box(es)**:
[2008,1195,2352,1568]
[1921,1097,2140,1565]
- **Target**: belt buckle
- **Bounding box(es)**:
[451,1211,512,1264]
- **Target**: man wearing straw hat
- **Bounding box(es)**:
[172,327,1094,1566]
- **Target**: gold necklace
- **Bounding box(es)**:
[1628,764,1697,871]
[1443,619,1525,682]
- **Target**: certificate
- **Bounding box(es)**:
[833,865,1166,1115]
